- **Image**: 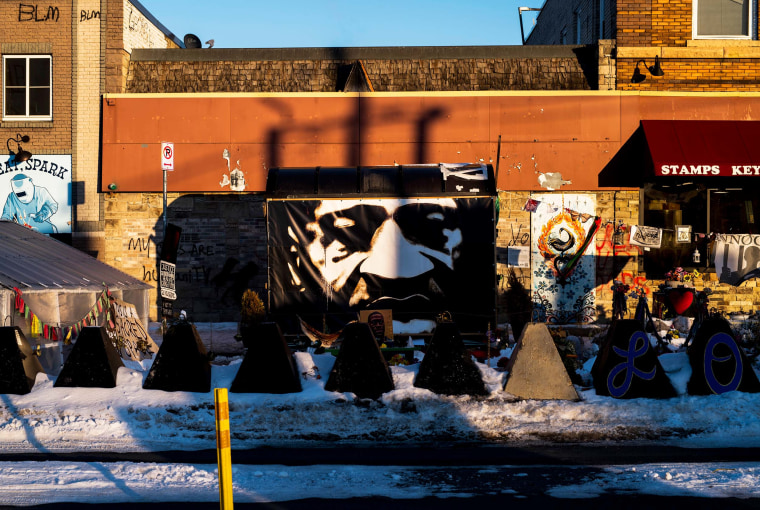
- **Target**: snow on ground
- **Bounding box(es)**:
[1,321,760,504]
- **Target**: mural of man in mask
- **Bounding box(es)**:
[1,173,58,233]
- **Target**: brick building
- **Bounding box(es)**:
[527,0,760,92]
[98,2,760,331]
[102,45,612,327]
[526,0,760,322]
[7,1,760,335]
[0,0,179,257]
[525,0,616,45]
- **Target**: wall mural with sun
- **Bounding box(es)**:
[531,193,600,324]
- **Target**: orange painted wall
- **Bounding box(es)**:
[101,92,760,193]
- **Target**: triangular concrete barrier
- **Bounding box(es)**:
[54,327,124,388]
[324,322,394,400]
[503,323,579,401]
[230,322,302,394]
[687,317,760,395]
[143,322,211,393]
[591,319,676,399]
[414,322,488,396]
[0,327,44,394]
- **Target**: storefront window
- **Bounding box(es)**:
[709,189,760,234]
[642,183,707,277]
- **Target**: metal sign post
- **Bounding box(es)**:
[160,143,175,318]
[161,142,174,239]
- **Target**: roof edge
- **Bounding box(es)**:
[130,44,593,62]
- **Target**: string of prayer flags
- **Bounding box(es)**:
[523,198,541,212]
[11,286,113,342]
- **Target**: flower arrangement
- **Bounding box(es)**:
[664,267,685,282]
[664,267,701,283]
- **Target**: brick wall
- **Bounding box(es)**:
[73,0,105,256]
[526,0,614,45]
[617,0,652,47]
[106,1,181,95]
[650,0,691,47]
[0,2,72,155]
[104,192,268,321]
[618,54,760,91]
[617,0,760,92]
[123,1,177,52]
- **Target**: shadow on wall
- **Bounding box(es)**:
[150,194,266,323]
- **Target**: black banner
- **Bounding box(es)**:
[268,197,495,334]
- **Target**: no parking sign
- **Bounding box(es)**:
[161,142,174,171]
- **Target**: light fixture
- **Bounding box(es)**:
[108,183,118,191]
[649,56,665,76]
[631,56,665,83]
[693,247,701,264]
[6,134,32,164]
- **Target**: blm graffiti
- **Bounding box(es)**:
[105,298,157,361]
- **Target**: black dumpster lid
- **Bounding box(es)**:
[266,163,495,198]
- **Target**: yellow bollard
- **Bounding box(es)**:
[215,388,234,509]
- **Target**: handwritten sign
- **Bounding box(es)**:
[105,298,157,361]
[629,225,662,249]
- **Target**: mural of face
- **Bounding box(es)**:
[305,198,463,333]
[11,174,34,204]
[269,195,495,336]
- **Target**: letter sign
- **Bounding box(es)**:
[161,142,174,171]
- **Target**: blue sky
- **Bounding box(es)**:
[138,0,545,48]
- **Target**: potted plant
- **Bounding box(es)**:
[237,289,266,348]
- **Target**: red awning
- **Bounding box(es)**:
[642,120,760,177]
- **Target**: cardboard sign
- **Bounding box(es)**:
[629,225,662,249]
[105,298,157,361]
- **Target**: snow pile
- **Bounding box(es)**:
[2,321,760,504]
[1,321,760,452]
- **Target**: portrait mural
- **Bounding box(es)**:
[531,193,598,324]
[267,197,495,335]
[0,155,72,234]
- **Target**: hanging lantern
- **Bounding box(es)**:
[693,247,701,264]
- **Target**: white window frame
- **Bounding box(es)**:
[693,0,755,39]
[2,55,52,121]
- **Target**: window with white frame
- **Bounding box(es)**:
[694,0,754,39]
[3,55,52,120]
